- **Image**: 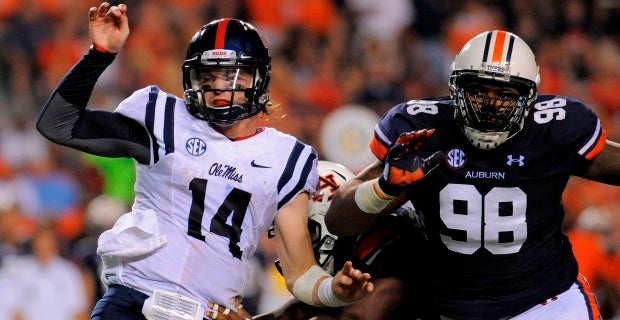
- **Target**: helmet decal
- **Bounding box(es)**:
[214,18,230,49]
[482,30,514,65]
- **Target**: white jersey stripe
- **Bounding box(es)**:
[153,90,168,161]
[374,123,390,146]
[578,118,601,156]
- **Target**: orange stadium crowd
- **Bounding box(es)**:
[0,0,619,318]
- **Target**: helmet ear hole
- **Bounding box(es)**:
[183,90,206,120]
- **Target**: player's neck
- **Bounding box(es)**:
[213,117,259,140]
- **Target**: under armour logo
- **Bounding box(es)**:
[506,155,525,166]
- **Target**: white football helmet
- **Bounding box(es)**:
[309,160,355,275]
[270,160,355,275]
[449,30,540,150]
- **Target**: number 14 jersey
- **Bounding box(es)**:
[100,85,319,310]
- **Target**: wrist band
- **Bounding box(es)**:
[377,174,404,196]
[354,180,396,214]
[90,44,115,54]
[292,265,330,306]
[318,277,352,307]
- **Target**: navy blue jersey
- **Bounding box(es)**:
[370,95,606,319]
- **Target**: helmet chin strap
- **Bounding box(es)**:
[209,120,237,128]
[205,102,247,126]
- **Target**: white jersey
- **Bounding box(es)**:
[98,86,319,309]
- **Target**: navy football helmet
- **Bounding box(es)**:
[182,18,271,125]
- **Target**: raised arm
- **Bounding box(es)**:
[324,160,406,237]
[326,129,443,237]
[36,3,151,163]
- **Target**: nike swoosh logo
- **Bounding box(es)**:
[251,160,271,168]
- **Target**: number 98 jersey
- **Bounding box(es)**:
[370,95,606,319]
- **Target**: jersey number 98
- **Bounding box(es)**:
[439,184,527,255]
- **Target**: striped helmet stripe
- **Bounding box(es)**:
[506,35,515,62]
[482,31,516,64]
[482,32,493,63]
[491,31,506,63]
[214,18,230,49]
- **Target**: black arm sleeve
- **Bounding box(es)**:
[36,48,151,164]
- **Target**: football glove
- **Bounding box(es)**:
[377,129,444,196]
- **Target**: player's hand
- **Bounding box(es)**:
[378,129,443,196]
[205,296,252,320]
[331,261,374,303]
[88,2,129,53]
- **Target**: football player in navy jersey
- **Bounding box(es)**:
[36,3,372,320]
[325,30,620,320]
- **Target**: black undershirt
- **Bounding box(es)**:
[36,48,151,164]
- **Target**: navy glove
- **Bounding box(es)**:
[377,129,444,196]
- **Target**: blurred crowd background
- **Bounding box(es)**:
[0,0,620,319]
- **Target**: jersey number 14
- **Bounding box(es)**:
[187,178,248,259]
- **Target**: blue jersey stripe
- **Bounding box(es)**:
[163,95,176,155]
[277,142,304,192]
[145,86,160,163]
[278,147,317,210]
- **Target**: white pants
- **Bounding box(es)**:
[441,274,602,320]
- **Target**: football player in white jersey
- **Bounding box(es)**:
[36,3,372,320]
[325,30,620,319]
